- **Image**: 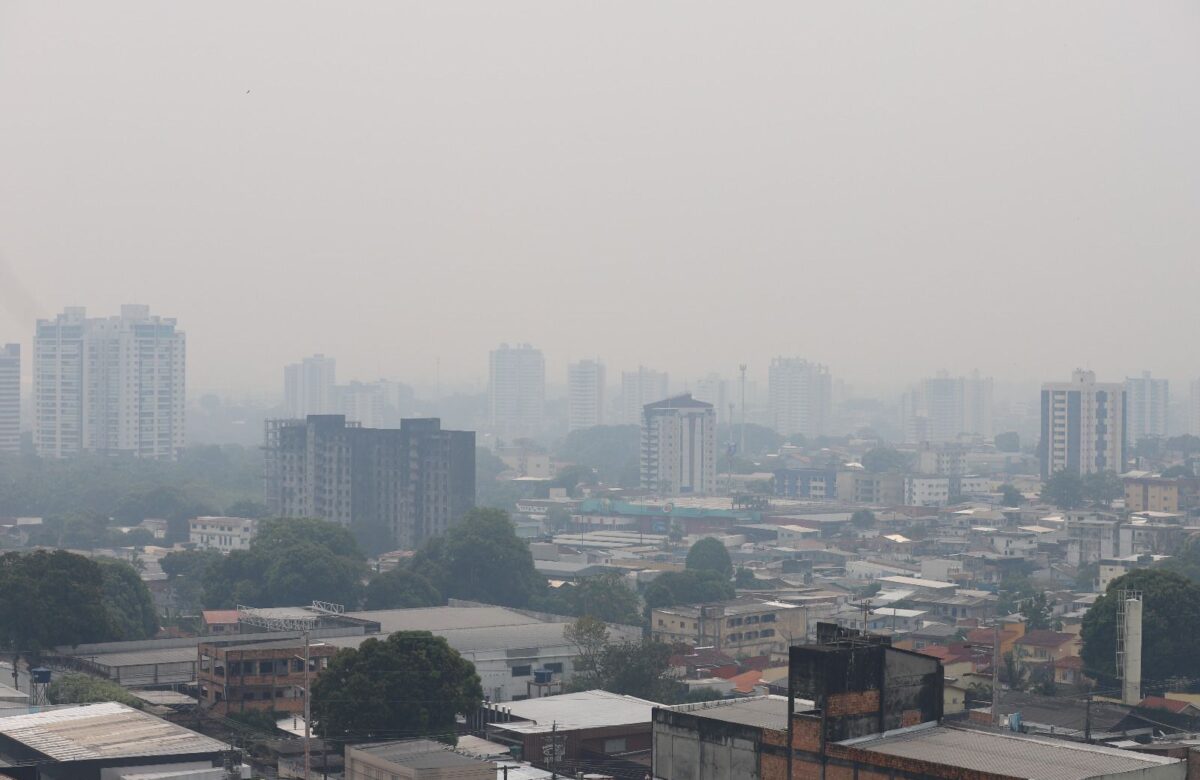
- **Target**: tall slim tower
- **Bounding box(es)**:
[1124,372,1168,445]
[767,357,832,438]
[1039,370,1126,479]
[34,306,186,460]
[489,343,545,441]
[0,344,19,453]
[621,366,669,425]
[567,359,606,432]
[284,354,337,418]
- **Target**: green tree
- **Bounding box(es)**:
[225,499,271,518]
[97,558,159,640]
[532,572,641,625]
[564,616,610,687]
[734,567,758,588]
[1020,591,1054,631]
[255,517,363,562]
[851,510,877,529]
[556,426,643,488]
[999,484,1023,507]
[549,465,598,496]
[994,432,1020,453]
[312,631,482,745]
[475,448,523,511]
[1160,465,1195,478]
[1083,470,1123,508]
[363,568,444,610]
[47,673,144,708]
[590,640,678,702]
[1041,470,1085,510]
[161,549,224,613]
[0,550,115,651]
[643,570,735,612]
[1161,535,1200,583]
[685,538,733,580]
[716,424,784,457]
[410,508,545,608]
[861,447,910,474]
[1081,569,1200,681]
[1075,562,1099,592]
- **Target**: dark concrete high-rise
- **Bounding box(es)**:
[264,415,474,552]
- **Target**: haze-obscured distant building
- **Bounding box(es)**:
[621,365,670,424]
[0,343,18,453]
[641,394,715,495]
[1191,378,1200,437]
[489,343,544,441]
[901,371,993,444]
[34,305,186,460]
[693,373,731,425]
[1125,371,1168,444]
[567,359,605,432]
[264,415,475,551]
[767,357,831,438]
[1039,370,1127,479]
[284,353,336,418]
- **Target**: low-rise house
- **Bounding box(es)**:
[650,597,808,657]
[198,637,337,715]
[1013,629,1081,673]
[188,516,257,553]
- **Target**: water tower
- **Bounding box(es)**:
[30,667,51,710]
[1116,590,1143,706]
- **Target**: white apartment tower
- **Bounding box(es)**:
[284,354,336,418]
[489,343,545,441]
[641,394,716,496]
[567,359,606,432]
[0,344,19,453]
[902,371,994,444]
[692,373,730,425]
[768,357,832,438]
[34,305,186,460]
[621,366,669,425]
[1040,370,1126,480]
[1124,372,1168,444]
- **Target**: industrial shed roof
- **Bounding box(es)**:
[0,702,227,761]
[490,690,659,734]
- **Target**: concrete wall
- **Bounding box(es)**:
[652,709,761,780]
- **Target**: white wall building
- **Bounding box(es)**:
[567,359,605,432]
[489,343,545,441]
[0,344,18,453]
[283,354,336,419]
[621,366,669,425]
[339,380,386,428]
[768,357,832,438]
[34,306,186,460]
[641,394,716,496]
[189,516,258,552]
[1125,371,1168,444]
[1040,370,1126,479]
[905,476,951,507]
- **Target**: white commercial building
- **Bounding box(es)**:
[0,344,18,453]
[34,306,186,460]
[767,357,831,438]
[489,343,545,441]
[901,371,993,444]
[904,476,951,507]
[1125,371,1168,444]
[283,354,336,419]
[1040,370,1126,479]
[621,365,669,425]
[189,516,258,552]
[567,359,605,432]
[641,394,716,496]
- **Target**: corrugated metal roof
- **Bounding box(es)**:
[490,690,659,734]
[851,724,1179,780]
[661,695,810,731]
[0,702,227,761]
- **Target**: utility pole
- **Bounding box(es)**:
[739,365,747,458]
[1084,693,1092,743]
[991,620,1001,727]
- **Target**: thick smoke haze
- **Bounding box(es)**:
[1,1,1197,396]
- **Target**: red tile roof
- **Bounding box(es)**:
[1015,630,1075,649]
[1053,655,1084,670]
[1138,696,1194,714]
[202,610,240,625]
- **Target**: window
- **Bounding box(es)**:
[760,629,775,638]
[511,665,532,678]
[259,661,274,674]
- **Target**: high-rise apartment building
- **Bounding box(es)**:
[34,306,185,460]
[488,343,545,441]
[1191,379,1200,437]
[1124,371,1168,444]
[768,357,832,438]
[693,373,731,426]
[901,371,993,444]
[567,359,605,432]
[640,394,716,496]
[283,354,336,419]
[1039,370,1126,480]
[264,415,475,551]
[622,366,670,425]
[0,344,19,453]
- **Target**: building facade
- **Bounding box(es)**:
[1039,370,1126,479]
[284,354,336,419]
[567,359,605,432]
[189,516,258,552]
[767,357,832,438]
[901,371,993,444]
[264,415,475,551]
[650,597,808,657]
[621,365,670,425]
[489,343,544,441]
[1125,371,1168,444]
[0,344,18,453]
[34,305,186,459]
[198,637,337,715]
[692,373,730,425]
[640,394,716,495]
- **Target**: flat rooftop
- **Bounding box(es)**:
[0,702,227,761]
[660,695,813,731]
[848,724,1180,780]
[351,739,488,770]
[490,690,659,734]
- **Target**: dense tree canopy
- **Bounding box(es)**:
[588,640,678,702]
[994,432,1021,453]
[411,508,545,608]
[1041,470,1084,510]
[48,673,144,708]
[861,447,910,474]
[532,572,641,625]
[1081,569,1200,681]
[0,550,117,651]
[851,510,877,529]
[312,631,481,745]
[161,549,224,614]
[716,424,783,457]
[1082,471,1123,507]
[685,538,733,580]
[644,570,735,612]
[363,568,444,610]
[97,558,159,640]
[556,426,642,488]
[999,484,1023,507]
[1161,535,1200,583]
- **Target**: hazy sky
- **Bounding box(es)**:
[2,1,1198,397]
